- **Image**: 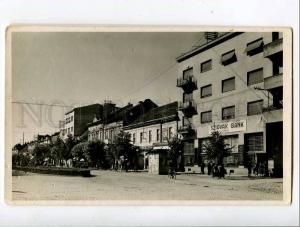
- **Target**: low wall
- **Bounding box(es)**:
[13,166,91,177]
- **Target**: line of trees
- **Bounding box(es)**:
[12,131,141,170]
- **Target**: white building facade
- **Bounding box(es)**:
[176,32,283,176]
[123,102,179,171]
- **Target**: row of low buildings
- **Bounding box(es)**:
[12,132,61,160]
[58,99,178,173]
[57,31,283,176]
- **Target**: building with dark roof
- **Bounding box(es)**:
[123,102,179,171]
[61,103,103,140]
[87,99,157,144]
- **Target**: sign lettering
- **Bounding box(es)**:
[209,120,247,134]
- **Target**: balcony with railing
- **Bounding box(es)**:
[264,73,283,90]
[177,123,195,135]
[263,38,283,58]
[176,75,198,92]
[263,105,283,123]
[178,100,197,117]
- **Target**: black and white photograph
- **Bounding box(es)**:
[5,27,292,205]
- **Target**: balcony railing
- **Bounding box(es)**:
[176,75,198,92]
[178,100,197,117]
[178,124,195,135]
[263,38,283,58]
[263,104,283,112]
[264,73,283,90]
[178,100,196,109]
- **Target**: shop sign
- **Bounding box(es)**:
[209,120,247,134]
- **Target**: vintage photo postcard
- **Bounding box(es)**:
[5,26,293,205]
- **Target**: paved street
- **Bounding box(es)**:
[12,170,283,201]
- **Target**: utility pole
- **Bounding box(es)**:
[22,132,24,145]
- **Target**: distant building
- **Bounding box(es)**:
[87,99,158,144]
[50,132,60,143]
[176,32,283,176]
[123,101,179,172]
[35,134,52,144]
[61,103,103,140]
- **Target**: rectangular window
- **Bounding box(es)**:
[140,132,143,143]
[224,136,239,153]
[71,116,73,121]
[201,84,212,98]
[133,133,136,144]
[247,100,263,116]
[168,127,173,139]
[272,32,279,41]
[183,92,193,102]
[221,50,237,65]
[222,77,235,93]
[183,117,190,126]
[247,68,264,86]
[149,130,152,143]
[162,128,168,141]
[156,129,160,142]
[246,38,263,56]
[183,67,193,79]
[222,106,235,120]
[201,111,212,123]
[201,59,212,72]
[246,133,263,152]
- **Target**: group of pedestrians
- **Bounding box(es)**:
[200,161,226,179]
[248,161,268,177]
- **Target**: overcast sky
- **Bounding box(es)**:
[12,32,203,144]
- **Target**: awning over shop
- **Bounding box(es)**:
[153,145,170,150]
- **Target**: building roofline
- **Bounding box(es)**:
[65,103,102,115]
[123,115,178,130]
[87,120,102,127]
[176,32,243,63]
[65,109,74,115]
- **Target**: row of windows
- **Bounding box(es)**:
[65,116,74,124]
[130,127,173,144]
[89,129,116,141]
[62,127,73,135]
[200,100,263,123]
[183,37,264,77]
[200,133,263,153]
[199,68,264,99]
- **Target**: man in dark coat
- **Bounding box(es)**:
[207,161,212,175]
[201,162,205,174]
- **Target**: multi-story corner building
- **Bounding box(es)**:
[87,99,158,143]
[176,32,283,176]
[61,103,103,140]
[123,102,179,172]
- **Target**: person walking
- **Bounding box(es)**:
[247,160,252,177]
[207,162,212,175]
[201,162,205,174]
